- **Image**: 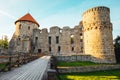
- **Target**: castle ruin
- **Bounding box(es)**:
[9,6,116,63]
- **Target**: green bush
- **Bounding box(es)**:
[0,63,6,69]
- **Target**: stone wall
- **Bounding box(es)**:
[0,56,18,63]
[15,21,39,37]
[0,48,8,55]
[10,20,39,53]
[41,28,49,53]
[73,25,83,53]
[32,29,41,53]
[55,54,116,63]
[55,54,91,62]
[58,65,120,73]
[60,27,72,54]
[49,26,61,54]
[37,25,83,55]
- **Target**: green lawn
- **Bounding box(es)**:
[59,69,120,80]
[57,61,102,67]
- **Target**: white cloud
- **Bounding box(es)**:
[0,10,16,19]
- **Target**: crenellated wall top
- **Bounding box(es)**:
[82,6,110,17]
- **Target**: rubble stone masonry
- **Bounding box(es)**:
[9,6,116,63]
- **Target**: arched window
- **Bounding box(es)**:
[58,46,61,52]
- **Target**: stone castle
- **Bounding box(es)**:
[9,6,116,63]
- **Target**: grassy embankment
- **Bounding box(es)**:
[57,61,120,80]
[59,69,120,80]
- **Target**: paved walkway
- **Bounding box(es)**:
[0,56,51,80]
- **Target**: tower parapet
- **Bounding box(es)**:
[82,6,110,17]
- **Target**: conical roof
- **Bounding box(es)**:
[15,13,40,27]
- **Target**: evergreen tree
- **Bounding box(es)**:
[114,36,120,63]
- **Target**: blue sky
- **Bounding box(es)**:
[0,0,120,40]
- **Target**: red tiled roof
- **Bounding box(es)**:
[15,13,40,27]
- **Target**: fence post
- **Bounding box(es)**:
[8,53,12,71]
[47,69,57,80]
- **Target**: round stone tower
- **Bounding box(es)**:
[12,13,39,53]
[82,6,116,63]
[14,13,39,37]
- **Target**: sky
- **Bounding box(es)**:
[0,0,120,40]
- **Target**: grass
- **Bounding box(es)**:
[0,63,6,69]
[59,69,120,80]
[57,61,102,67]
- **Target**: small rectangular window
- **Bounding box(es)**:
[56,36,59,44]
[72,47,74,51]
[49,36,51,44]
[58,46,61,52]
[49,47,51,52]
[19,24,21,29]
[35,37,38,44]
[18,38,21,41]
[28,26,30,30]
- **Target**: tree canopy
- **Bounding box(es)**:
[114,36,120,63]
[0,36,9,49]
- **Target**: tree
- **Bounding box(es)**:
[114,36,120,63]
[0,36,9,49]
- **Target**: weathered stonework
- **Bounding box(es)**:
[73,25,83,53]
[60,27,72,54]
[82,6,116,63]
[10,20,39,53]
[9,6,116,63]
[58,65,120,73]
[49,26,61,54]
[0,47,8,55]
